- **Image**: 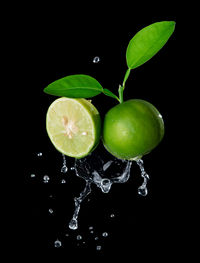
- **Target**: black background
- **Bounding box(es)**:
[7,4,189,260]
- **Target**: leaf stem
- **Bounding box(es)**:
[118,85,124,103]
[118,68,131,103]
[122,68,131,90]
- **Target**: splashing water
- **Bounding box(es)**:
[61,154,68,173]
[74,154,132,193]
[68,151,133,230]
[54,147,150,231]
[29,147,151,249]
[136,159,150,196]
[69,181,92,230]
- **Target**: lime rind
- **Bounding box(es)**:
[102,99,164,160]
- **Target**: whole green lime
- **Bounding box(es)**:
[102,99,164,160]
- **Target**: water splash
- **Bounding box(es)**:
[69,181,92,230]
[29,148,152,249]
[136,159,150,196]
[68,152,132,230]
[61,154,68,173]
[75,155,132,193]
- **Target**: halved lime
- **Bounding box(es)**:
[46,98,101,158]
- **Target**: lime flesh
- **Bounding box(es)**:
[102,99,164,160]
[46,98,101,158]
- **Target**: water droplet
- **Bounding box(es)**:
[138,186,148,196]
[76,235,82,240]
[96,245,102,251]
[30,173,36,178]
[102,232,108,237]
[37,152,42,157]
[54,239,62,248]
[61,179,66,184]
[48,208,54,214]
[110,214,115,218]
[61,165,68,173]
[100,178,112,193]
[69,218,78,230]
[43,175,50,183]
[93,56,100,63]
[65,233,69,237]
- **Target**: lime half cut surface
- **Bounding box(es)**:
[46,98,101,158]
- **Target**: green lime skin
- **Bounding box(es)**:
[102,99,164,160]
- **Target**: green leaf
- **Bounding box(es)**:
[126,21,175,69]
[103,89,120,102]
[44,74,103,98]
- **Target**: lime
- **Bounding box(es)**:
[102,99,164,160]
[46,98,101,158]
